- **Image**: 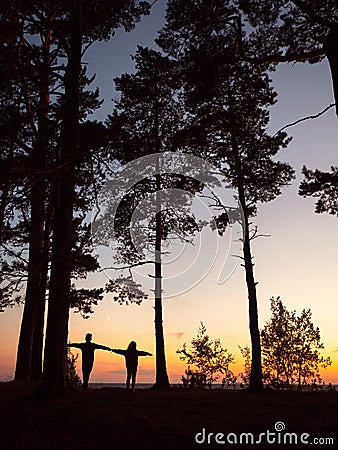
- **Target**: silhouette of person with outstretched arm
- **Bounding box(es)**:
[68,333,111,389]
[111,341,152,391]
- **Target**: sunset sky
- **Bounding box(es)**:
[0,1,337,385]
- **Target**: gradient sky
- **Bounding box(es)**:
[0,1,337,385]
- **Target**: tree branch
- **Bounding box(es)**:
[234,16,325,65]
[0,243,28,265]
[98,260,155,272]
[81,39,95,57]
[274,103,336,136]
[249,225,271,241]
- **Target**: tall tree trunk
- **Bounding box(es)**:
[241,209,263,391]
[153,166,170,389]
[324,23,338,116]
[14,26,51,382]
[14,180,45,381]
[31,190,53,382]
[30,286,46,382]
[228,102,263,392]
[38,0,81,396]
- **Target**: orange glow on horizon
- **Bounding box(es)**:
[70,336,338,386]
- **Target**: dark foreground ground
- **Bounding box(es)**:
[0,383,337,450]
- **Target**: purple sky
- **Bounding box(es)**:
[1,1,337,383]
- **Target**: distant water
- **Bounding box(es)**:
[89,383,338,391]
[89,383,246,390]
[90,383,154,390]
[89,383,245,390]
[90,383,180,390]
[89,383,229,390]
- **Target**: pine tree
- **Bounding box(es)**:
[37,0,151,396]
[158,0,295,391]
[0,1,151,394]
[0,2,107,382]
[102,47,203,389]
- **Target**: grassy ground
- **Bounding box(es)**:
[0,382,337,450]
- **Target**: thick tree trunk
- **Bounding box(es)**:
[30,292,46,382]
[228,104,263,392]
[14,28,51,382]
[37,172,75,395]
[31,192,53,382]
[14,180,45,381]
[38,0,81,396]
[153,168,170,389]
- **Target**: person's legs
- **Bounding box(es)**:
[82,369,90,389]
[131,369,137,392]
[131,368,137,391]
[82,362,93,389]
[126,370,131,389]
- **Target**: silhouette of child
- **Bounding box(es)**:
[111,341,152,391]
[68,333,111,389]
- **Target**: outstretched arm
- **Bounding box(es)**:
[94,344,111,351]
[68,343,82,349]
[137,351,152,356]
[111,349,127,355]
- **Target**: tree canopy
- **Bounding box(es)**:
[261,297,332,389]
[157,0,295,391]
[177,322,236,388]
[299,166,338,216]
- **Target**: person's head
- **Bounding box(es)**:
[127,341,137,351]
[85,333,92,342]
